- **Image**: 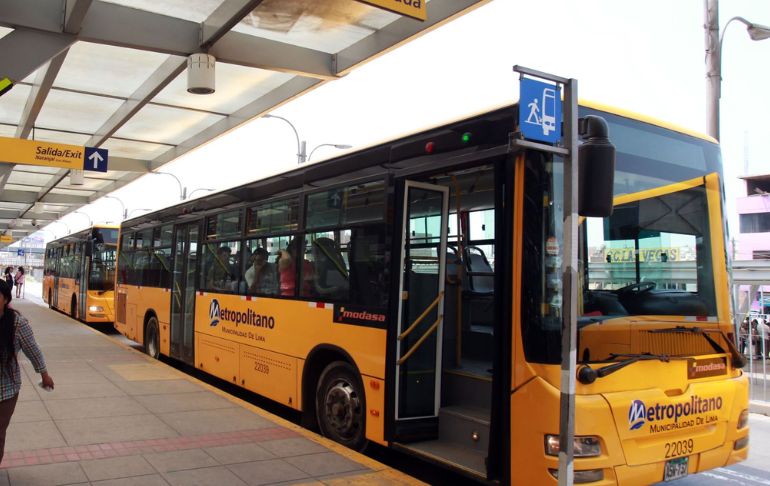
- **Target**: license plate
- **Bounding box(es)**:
[664,457,688,482]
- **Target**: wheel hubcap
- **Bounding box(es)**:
[324,380,360,438]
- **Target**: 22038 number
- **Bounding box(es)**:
[665,439,693,458]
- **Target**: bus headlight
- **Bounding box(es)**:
[88,306,104,312]
[545,435,601,457]
[738,409,749,429]
[549,468,604,483]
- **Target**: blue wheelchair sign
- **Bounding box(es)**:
[519,78,562,144]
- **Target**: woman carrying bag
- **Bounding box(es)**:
[0,279,54,461]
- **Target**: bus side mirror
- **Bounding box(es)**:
[578,115,615,217]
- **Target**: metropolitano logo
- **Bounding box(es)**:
[209,299,220,327]
[628,399,646,430]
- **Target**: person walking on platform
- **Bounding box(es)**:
[0,279,53,462]
[13,267,24,299]
[2,268,12,291]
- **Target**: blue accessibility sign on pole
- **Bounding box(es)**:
[83,147,108,172]
[519,77,562,144]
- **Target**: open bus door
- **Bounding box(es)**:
[170,222,199,365]
[393,181,449,437]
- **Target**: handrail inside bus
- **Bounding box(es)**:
[397,317,441,366]
[399,291,443,341]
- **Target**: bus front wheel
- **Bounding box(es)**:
[315,361,366,451]
[145,317,160,360]
[48,290,52,309]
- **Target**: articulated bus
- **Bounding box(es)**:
[114,102,747,485]
[43,225,119,323]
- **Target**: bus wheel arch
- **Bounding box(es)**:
[70,295,77,319]
[304,346,367,451]
[144,312,160,360]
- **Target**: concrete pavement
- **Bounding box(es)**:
[0,294,422,485]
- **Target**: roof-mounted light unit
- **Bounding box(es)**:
[187,53,216,95]
[70,169,84,185]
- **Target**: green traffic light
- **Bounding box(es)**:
[461,132,472,143]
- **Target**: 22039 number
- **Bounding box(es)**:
[254,362,269,374]
[665,439,693,458]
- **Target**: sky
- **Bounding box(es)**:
[34,0,770,245]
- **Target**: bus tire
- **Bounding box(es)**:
[48,290,53,309]
[70,296,77,320]
[315,361,366,451]
[145,317,160,360]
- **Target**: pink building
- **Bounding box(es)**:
[736,174,770,261]
[736,174,770,314]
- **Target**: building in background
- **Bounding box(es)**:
[735,173,770,315]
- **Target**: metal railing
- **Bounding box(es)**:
[738,312,770,401]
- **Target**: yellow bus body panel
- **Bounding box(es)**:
[511,363,747,485]
[84,289,115,322]
[115,285,171,353]
[194,292,387,445]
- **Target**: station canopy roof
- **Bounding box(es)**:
[0,0,485,247]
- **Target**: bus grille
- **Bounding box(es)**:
[116,293,126,324]
[638,331,716,357]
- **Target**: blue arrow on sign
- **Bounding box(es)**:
[519,77,562,144]
[84,147,108,172]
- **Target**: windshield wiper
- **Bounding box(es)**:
[649,326,747,369]
[577,353,675,384]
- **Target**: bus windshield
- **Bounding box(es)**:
[583,179,717,318]
[90,244,116,292]
[521,108,725,365]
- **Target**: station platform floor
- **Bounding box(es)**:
[0,290,423,485]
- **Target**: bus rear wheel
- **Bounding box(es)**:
[145,317,160,360]
[315,361,366,451]
[48,290,52,309]
[70,296,77,319]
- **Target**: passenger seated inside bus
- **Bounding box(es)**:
[245,247,277,295]
[311,237,349,300]
[279,239,314,297]
[207,245,235,291]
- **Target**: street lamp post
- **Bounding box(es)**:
[705,0,770,140]
[127,208,152,218]
[73,210,92,227]
[307,143,353,162]
[103,195,127,219]
[49,220,71,236]
[263,114,305,164]
[187,188,215,199]
[152,171,186,200]
[263,114,352,164]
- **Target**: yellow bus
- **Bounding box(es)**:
[43,224,119,324]
[114,102,747,485]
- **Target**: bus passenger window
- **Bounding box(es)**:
[244,246,277,295]
[307,233,349,301]
[203,242,241,292]
[279,238,313,297]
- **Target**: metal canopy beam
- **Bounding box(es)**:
[15,55,68,140]
[200,0,265,49]
[0,0,338,80]
[335,0,488,74]
[148,76,323,171]
[0,210,58,221]
[0,190,89,205]
[0,29,76,83]
[85,56,187,148]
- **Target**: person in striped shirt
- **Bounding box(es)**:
[0,279,54,462]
